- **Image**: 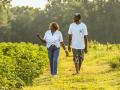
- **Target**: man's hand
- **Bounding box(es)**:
[84,48,88,54]
[68,45,71,52]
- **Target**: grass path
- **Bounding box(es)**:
[24,48,120,90]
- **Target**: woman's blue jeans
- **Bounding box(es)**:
[47,45,60,75]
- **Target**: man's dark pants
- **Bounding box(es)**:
[72,49,84,71]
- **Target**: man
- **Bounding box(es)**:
[68,13,88,75]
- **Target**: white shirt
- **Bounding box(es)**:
[44,30,63,48]
[68,22,88,49]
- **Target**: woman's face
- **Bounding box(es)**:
[50,25,56,31]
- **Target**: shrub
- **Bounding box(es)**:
[0,42,48,89]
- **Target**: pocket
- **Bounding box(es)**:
[79,29,84,37]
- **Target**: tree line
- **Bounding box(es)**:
[0,0,120,43]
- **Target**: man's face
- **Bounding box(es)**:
[74,16,80,22]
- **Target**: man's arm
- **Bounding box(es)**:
[68,34,72,52]
[84,35,88,53]
[36,33,46,43]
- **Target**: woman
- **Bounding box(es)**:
[37,22,69,76]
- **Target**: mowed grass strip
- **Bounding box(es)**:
[24,43,120,90]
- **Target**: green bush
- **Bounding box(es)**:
[0,42,48,89]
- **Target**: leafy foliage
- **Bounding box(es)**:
[0,42,48,89]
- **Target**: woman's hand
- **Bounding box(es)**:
[65,50,69,57]
[36,33,40,37]
[68,45,71,52]
[60,42,69,57]
[36,33,43,40]
[36,33,46,43]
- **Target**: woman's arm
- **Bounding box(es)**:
[60,42,69,56]
[36,33,46,43]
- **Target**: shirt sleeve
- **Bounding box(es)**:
[59,32,63,42]
[84,24,88,35]
[68,24,72,34]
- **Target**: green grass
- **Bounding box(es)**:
[23,43,120,90]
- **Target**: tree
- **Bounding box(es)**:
[0,0,12,27]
